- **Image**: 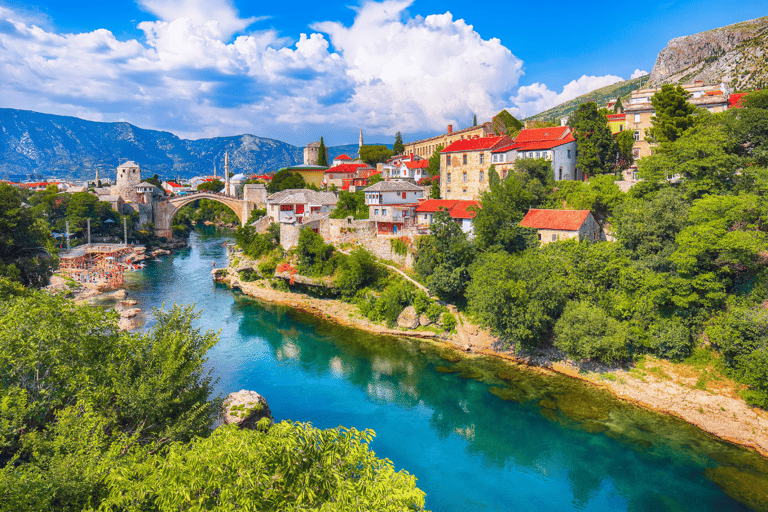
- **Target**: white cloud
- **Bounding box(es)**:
[631,68,649,79]
[510,74,625,118]
[0,0,630,144]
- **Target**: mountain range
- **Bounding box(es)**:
[0,108,361,181]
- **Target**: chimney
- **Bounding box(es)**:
[447,124,453,133]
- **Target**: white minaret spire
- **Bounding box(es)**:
[359,128,364,149]
[224,152,230,196]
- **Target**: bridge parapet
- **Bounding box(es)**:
[154,192,258,238]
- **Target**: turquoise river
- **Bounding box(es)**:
[122,229,768,511]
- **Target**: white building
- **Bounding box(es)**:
[363,180,424,235]
[266,189,338,224]
[490,126,580,182]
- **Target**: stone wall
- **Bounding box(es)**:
[328,218,375,243]
[280,223,301,250]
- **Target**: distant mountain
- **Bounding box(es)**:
[0,108,312,180]
[526,76,650,123]
[649,16,768,90]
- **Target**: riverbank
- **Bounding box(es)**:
[216,254,768,458]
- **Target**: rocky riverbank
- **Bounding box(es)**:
[215,256,768,458]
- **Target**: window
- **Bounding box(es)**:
[479,171,484,182]
[447,172,451,184]
[375,209,379,215]
[619,125,623,131]
[479,154,484,164]
[535,152,540,158]
[552,233,558,242]
[462,172,467,183]
[567,149,571,158]
[633,131,640,142]
[537,233,541,241]
[633,149,640,158]
[634,113,640,123]
[280,205,293,211]
[463,154,467,165]
[402,192,407,199]
[382,209,387,216]
[446,156,451,167]
[558,167,563,181]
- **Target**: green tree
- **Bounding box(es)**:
[145,174,163,189]
[733,90,768,166]
[472,113,477,127]
[614,129,635,171]
[0,184,54,287]
[430,176,440,199]
[614,97,624,113]
[336,248,381,298]
[553,301,632,363]
[359,145,393,166]
[491,109,524,136]
[646,84,697,145]
[197,179,225,192]
[317,137,328,167]
[569,102,616,176]
[472,172,536,253]
[488,164,500,188]
[393,131,405,154]
[427,145,444,175]
[265,170,306,194]
[296,228,336,276]
[331,190,368,219]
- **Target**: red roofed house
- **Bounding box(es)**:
[440,135,513,200]
[519,209,602,245]
[486,126,579,183]
[415,199,480,235]
[332,154,353,166]
[162,180,192,195]
[324,163,367,188]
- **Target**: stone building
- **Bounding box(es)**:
[303,141,329,166]
[403,123,495,159]
[519,209,602,245]
[363,180,424,235]
[113,161,142,203]
[440,135,513,200]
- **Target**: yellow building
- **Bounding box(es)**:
[624,81,730,161]
[279,165,328,188]
[404,123,495,159]
[606,113,626,135]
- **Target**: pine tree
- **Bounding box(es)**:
[647,85,696,144]
[472,114,478,127]
[393,132,405,155]
[614,97,624,113]
[317,137,328,167]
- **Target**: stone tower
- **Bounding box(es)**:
[114,161,141,202]
[359,128,364,149]
[303,141,328,166]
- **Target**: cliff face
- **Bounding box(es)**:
[649,16,768,89]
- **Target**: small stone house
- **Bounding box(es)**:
[519,209,602,245]
[363,180,424,235]
[266,189,338,224]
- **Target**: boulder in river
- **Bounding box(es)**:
[397,306,419,329]
[222,390,274,430]
[120,308,141,318]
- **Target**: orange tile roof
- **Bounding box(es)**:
[325,163,366,174]
[607,113,626,120]
[415,199,480,219]
[404,160,429,169]
[441,135,512,153]
[335,154,352,160]
[515,133,576,151]
[519,209,591,231]
[514,126,570,143]
[729,92,747,109]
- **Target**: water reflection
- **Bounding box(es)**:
[135,230,767,512]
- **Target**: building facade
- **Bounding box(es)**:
[363,180,424,235]
[440,135,514,200]
[403,123,495,160]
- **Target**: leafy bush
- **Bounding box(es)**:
[240,268,259,282]
[297,228,336,277]
[357,280,415,327]
[258,253,282,277]
[554,301,632,363]
[335,248,381,299]
[413,291,431,315]
[647,317,693,361]
[442,312,457,332]
[426,303,444,323]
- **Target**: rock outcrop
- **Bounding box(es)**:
[222,390,274,430]
[649,16,768,90]
[397,306,419,329]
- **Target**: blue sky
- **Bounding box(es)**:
[0,0,764,146]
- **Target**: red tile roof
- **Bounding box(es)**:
[404,160,429,169]
[325,163,366,174]
[358,168,380,179]
[415,199,480,219]
[705,90,723,96]
[441,135,513,153]
[335,154,352,160]
[519,209,592,231]
[514,126,570,143]
[515,134,576,151]
[729,92,747,109]
[607,113,626,120]
[450,200,481,219]
[166,181,182,187]
[491,143,525,154]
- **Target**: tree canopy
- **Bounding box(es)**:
[646,84,697,144]
[569,102,616,176]
[393,132,405,154]
[317,137,328,167]
[359,145,393,166]
[266,170,306,194]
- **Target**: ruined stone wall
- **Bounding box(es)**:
[280,223,301,250]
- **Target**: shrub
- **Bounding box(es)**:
[258,253,282,277]
[240,269,259,282]
[335,248,380,299]
[297,228,336,277]
[442,312,457,332]
[413,291,431,315]
[647,317,693,361]
[426,303,444,323]
[554,301,632,363]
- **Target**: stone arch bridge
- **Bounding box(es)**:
[153,191,258,238]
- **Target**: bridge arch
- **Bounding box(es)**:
[154,191,255,238]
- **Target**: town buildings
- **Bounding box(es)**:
[414,199,480,235]
[440,135,513,200]
[624,81,730,161]
[363,180,424,235]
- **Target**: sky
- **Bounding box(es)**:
[0,0,765,146]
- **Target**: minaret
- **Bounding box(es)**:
[213,163,217,179]
[94,168,99,187]
[224,152,230,196]
[359,128,364,149]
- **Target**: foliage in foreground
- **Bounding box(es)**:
[99,423,426,512]
[0,288,428,511]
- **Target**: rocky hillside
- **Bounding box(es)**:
[649,16,768,89]
[527,75,650,122]
[0,108,306,180]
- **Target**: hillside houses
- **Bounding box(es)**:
[519,209,602,245]
[415,199,480,235]
[364,181,424,235]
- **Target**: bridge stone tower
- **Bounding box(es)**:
[114,161,141,203]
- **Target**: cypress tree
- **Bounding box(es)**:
[317,137,328,167]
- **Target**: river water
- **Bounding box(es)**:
[123,229,768,512]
